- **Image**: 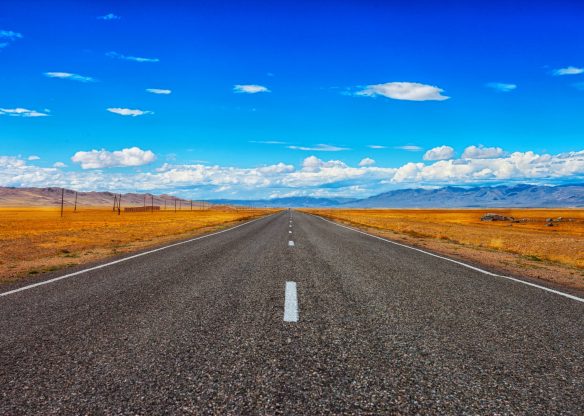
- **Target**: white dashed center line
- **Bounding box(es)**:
[284,281,298,322]
[288,241,295,246]
[289,230,292,234]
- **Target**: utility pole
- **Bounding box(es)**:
[118,194,121,215]
[143,195,146,208]
[164,199,166,210]
[60,188,64,217]
[191,200,193,211]
[113,194,117,212]
[151,195,154,213]
[174,198,177,213]
[74,191,78,212]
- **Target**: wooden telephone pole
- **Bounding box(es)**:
[74,191,78,212]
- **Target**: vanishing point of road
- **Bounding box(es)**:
[1,210,583,414]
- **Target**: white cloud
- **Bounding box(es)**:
[462,145,505,159]
[106,51,159,63]
[146,88,172,95]
[98,13,121,20]
[233,84,270,94]
[27,155,40,161]
[250,140,287,145]
[553,66,584,76]
[0,108,49,117]
[359,157,375,167]
[368,145,387,149]
[423,145,455,161]
[391,150,584,184]
[44,72,96,82]
[53,162,66,168]
[0,30,22,40]
[287,144,350,152]
[107,108,153,117]
[0,30,21,48]
[486,82,517,92]
[356,82,449,101]
[71,147,156,169]
[395,145,423,151]
[2,149,584,198]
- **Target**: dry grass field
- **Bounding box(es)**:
[306,209,584,291]
[0,207,274,283]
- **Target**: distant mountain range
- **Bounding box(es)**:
[209,196,356,208]
[211,184,584,208]
[345,184,584,208]
[1,184,583,208]
[0,187,207,208]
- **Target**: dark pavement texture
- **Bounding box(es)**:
[1,210,583,414]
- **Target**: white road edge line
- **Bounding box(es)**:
[316,215,584,304]
[0,213,277,298]
[284,281,298,322]
[288,241,295,247]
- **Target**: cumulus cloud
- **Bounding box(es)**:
[44,72,96,82]
[53,162,67,168]
[423,145,455,161]
[233,84,270,94]
[27,155,40,161]
[71,147,156,169]
[462,145,505,159]
[107,108,153,116]
[2,149,584,198]
[98,13,120,20]
[392,150,584,184]
[486,82,517,92]
[356,82,449,101]
[0,108,49,117]
[106,51,159,63]
[553,66,584,76]
[287,144,349,152]
[146,88,172,95]
[359,157,375,167]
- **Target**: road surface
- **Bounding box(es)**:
[1,210,583,414]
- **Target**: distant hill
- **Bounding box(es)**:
[1,184,583,208]
[213,184,584,208]
[209,196,356,208]
[344,184,584,208]
[0,187,207,208]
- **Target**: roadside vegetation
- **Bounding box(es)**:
[305,209,584,291]
[0,207,274,282]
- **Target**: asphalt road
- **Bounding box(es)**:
[1,210,583,414]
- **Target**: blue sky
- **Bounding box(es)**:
[1,0,583,199]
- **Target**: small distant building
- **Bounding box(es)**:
[124,206,161,212]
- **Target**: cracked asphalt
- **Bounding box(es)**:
[1,210,583,414]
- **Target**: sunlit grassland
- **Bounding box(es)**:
[305,208,584,289]
[0,207,274,282]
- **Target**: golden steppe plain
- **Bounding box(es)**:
[0,207,273,282]
[305,209,584,291]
